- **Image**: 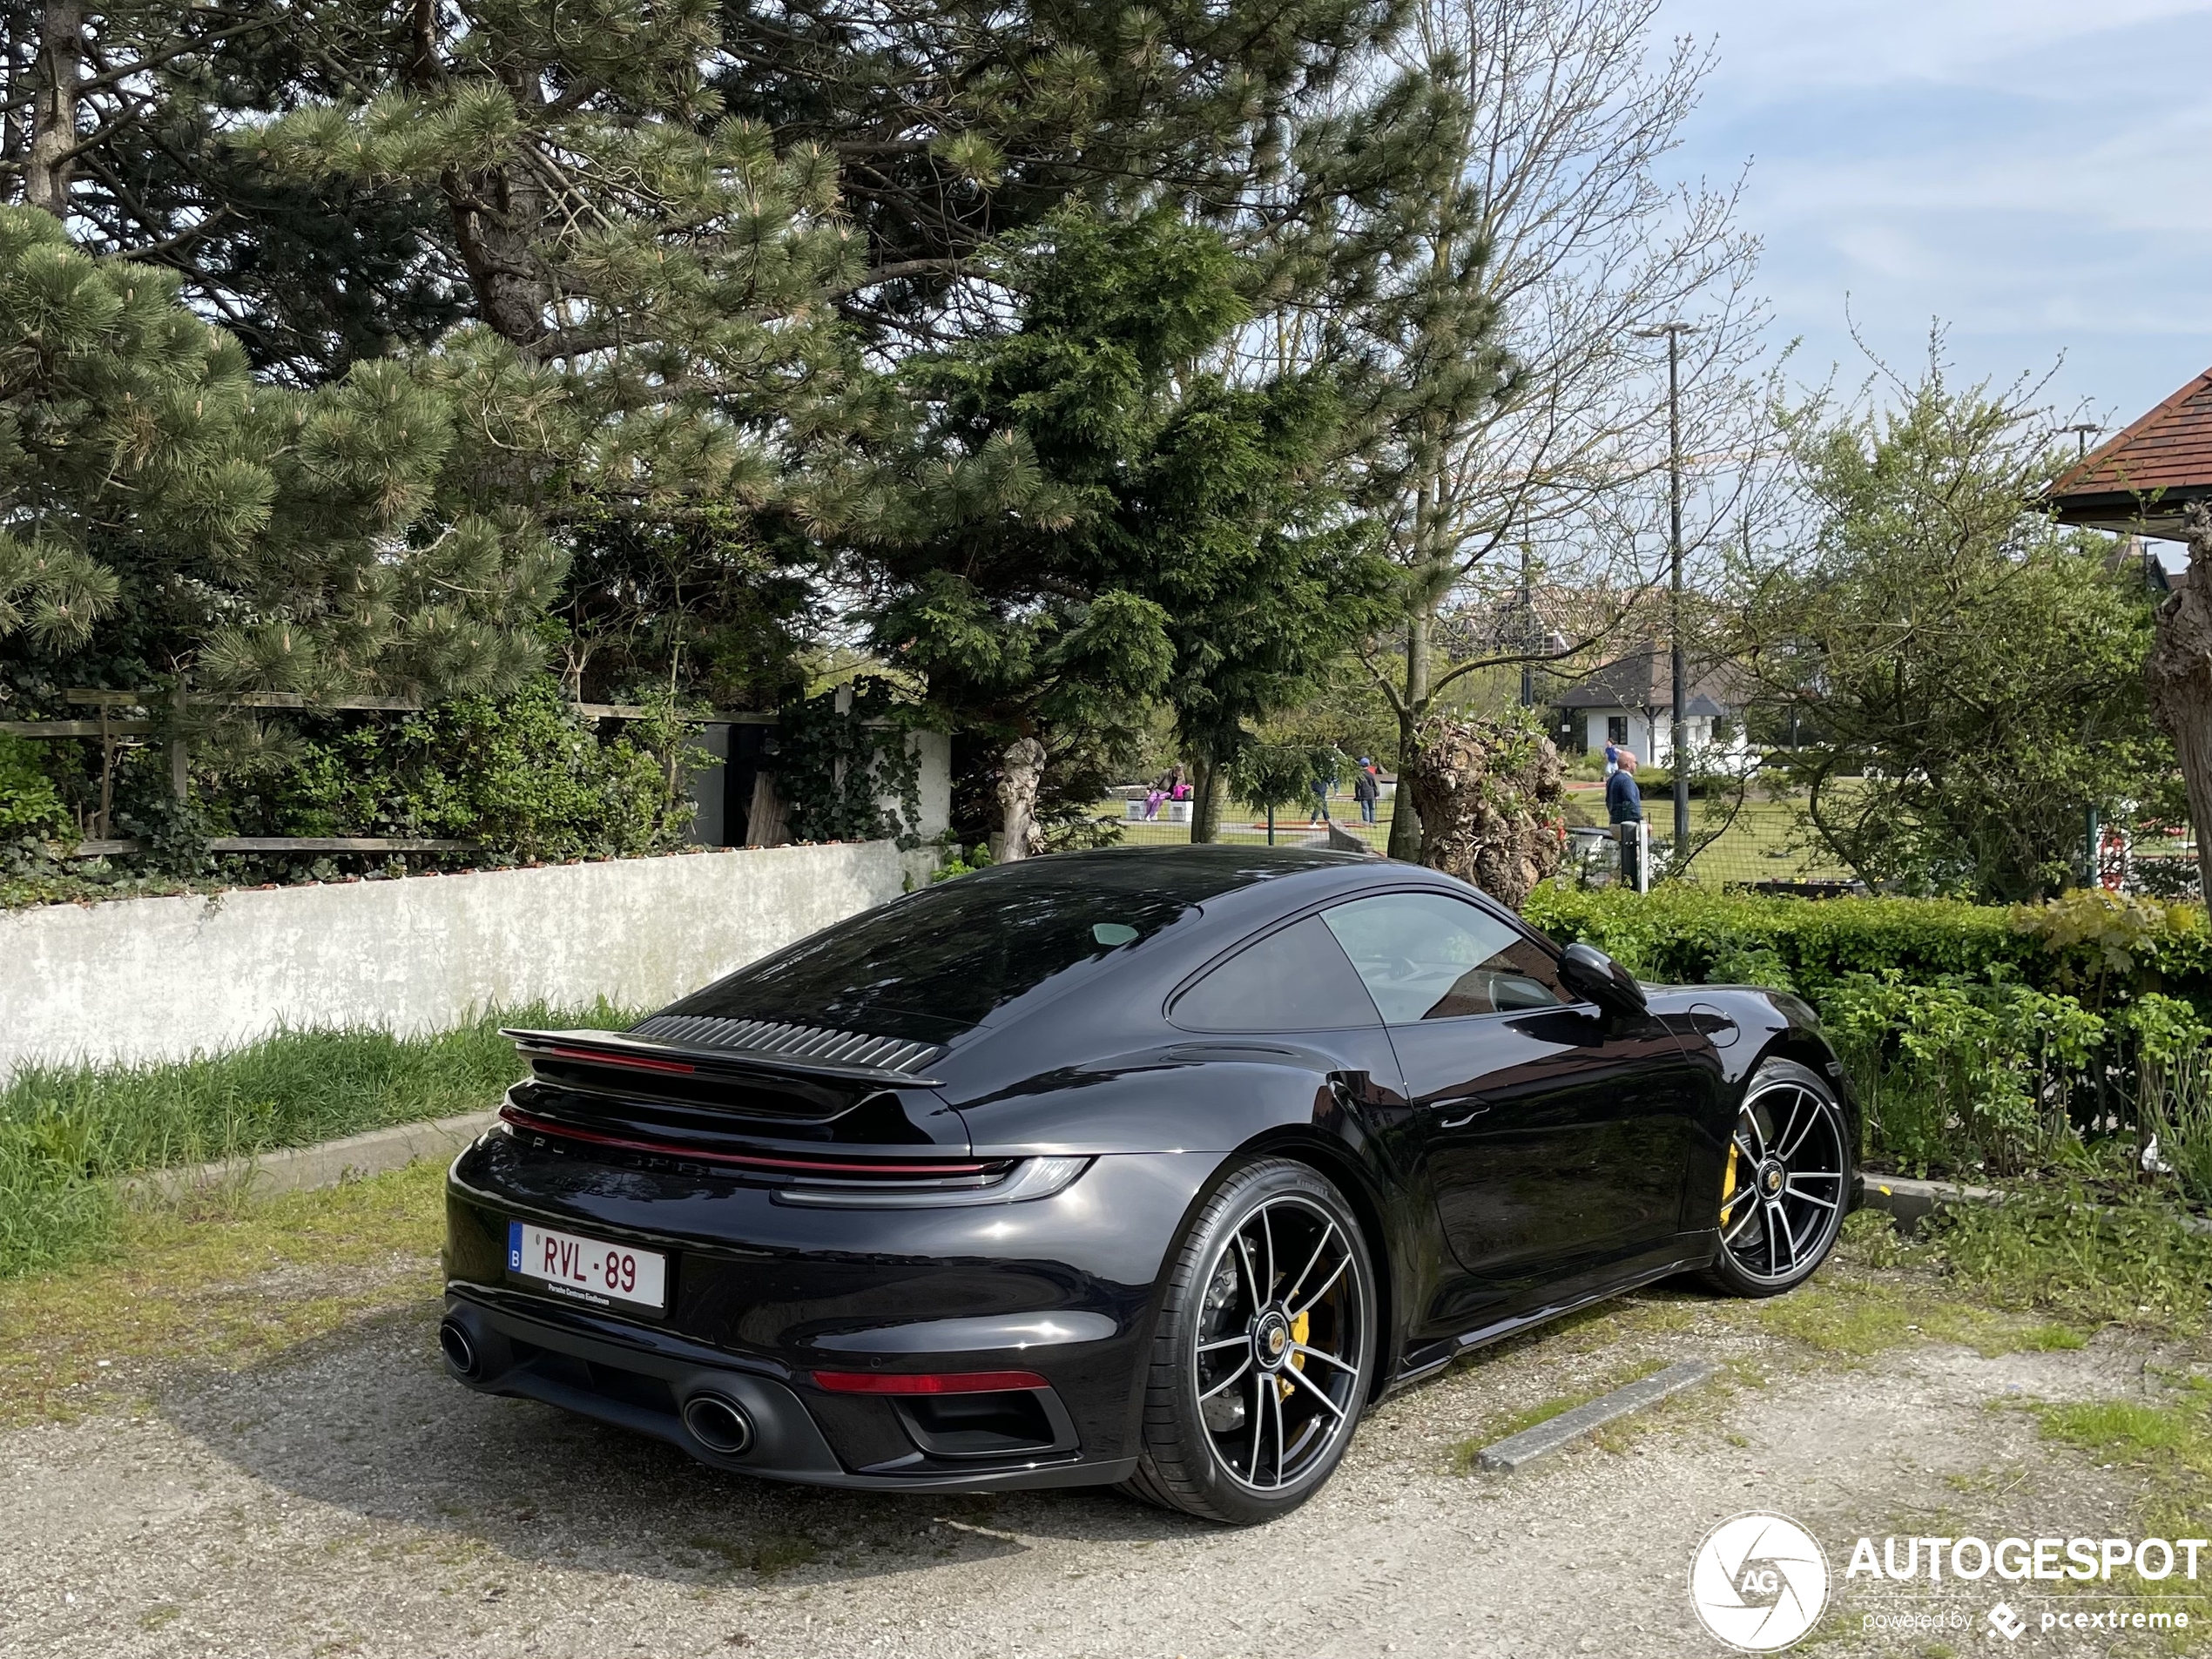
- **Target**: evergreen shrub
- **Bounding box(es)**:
[1526,883,2212,1181]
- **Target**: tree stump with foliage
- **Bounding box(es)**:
[2151,505,2212,903]
[1405,714,1567,909]
[995,738,1047,862]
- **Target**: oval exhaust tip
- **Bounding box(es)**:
[682,1392,754,1456]
[438,1318,479,1379]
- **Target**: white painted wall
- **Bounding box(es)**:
[904,730,953,840]
[1581,708,1655,761]
[0,842,938,1078]
[1577,710,1737,765]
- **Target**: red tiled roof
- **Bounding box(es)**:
[2050,365,2212,499]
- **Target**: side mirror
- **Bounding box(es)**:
[1558,941,1649,1021]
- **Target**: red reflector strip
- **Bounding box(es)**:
[811,1369,1049,1395]
[536,1044,697,1076]
[496,1105,996,1177]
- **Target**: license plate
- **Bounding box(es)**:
[507,1220,667,1312]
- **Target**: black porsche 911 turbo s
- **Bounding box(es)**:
[440,846,1858,1524]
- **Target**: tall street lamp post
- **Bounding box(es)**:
[1637,320,1696,855]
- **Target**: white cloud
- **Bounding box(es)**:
[1656,0,2212,416]
[1663,0,2212,89]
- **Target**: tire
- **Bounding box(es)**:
[1120,1157,1375,1525]
[1699,1057,1854,1298]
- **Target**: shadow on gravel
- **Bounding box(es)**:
[158,1299,1212,1586]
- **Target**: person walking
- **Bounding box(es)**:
[1142,765,1173,820]
[1352,757,1380,824]
[1607,750,1647,890]
[1606,750,1643,824]
[1309,752,1338,822]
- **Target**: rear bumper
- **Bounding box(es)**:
[441,1288,1136,1492]
[437,1134,1230,1488]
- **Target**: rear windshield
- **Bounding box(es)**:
[661,854,1265,1041]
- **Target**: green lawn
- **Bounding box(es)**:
[1672,793,1857,888]
[1097,790,1394,850]
[0,1002,635,1278]
[1094,783,1857,889]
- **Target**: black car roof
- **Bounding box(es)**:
[956,843,1377,900]
[653,844,1447,1049]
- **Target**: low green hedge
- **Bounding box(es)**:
[1524,884,2212,1010]
[1524,884,2212,1184]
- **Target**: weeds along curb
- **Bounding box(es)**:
[119,1109,497,1204]
[1861,1172,2212,1238]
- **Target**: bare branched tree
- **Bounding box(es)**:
[1319,0,1772,857]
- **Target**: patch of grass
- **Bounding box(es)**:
[0,1157,448,1426]
[687,1527,822,1578]
[745,1533,821,1577]
[2037,1396,2199,1457]
[2027,1378,2212,1648]
[1578,1215,2101,1364]
[1736,1267,2090,1361]
[0,1000,635,1277]
[1926,1186,2212,1334]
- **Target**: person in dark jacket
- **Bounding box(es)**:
[1606,750,1644,824]
[1352,758,1380,823]
[1309,753,1337,822]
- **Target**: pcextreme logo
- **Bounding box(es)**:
[1689,1513,1831,1652]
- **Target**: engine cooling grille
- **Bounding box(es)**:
[628,1014,943,1076]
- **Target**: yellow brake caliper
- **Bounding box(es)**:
[1279,1310,1310,1399]
[1720,1140,1740,1229]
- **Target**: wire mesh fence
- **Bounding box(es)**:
[1093,786,1835,882]
[1087,785,2202,901]
[1562,783,1858,893]
[1091,791,1393,852]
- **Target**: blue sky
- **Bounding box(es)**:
[1662,0,2212,441]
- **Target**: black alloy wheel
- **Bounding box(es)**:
[1701,1057,1852,1298]
[1123,1157,1374,1525]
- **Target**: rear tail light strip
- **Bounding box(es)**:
[496,1104,997,1181]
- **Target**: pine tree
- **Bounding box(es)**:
[844,206,1389,853]
[0,206,556,720]
[2,1,1413,373]
[2,0,465,378]
[711,0,1411,343]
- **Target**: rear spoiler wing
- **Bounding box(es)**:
[501,1028,945,1089]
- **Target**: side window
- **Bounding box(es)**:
[1171,916,1382,1032]
[1319,893,1566,1024]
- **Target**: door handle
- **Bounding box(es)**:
[1436,1099,1490,1129]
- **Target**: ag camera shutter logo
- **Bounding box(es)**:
[1689,1513,1831,1651]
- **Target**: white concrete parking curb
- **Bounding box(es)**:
[1857,1171,2212,1237]
[1857,1173,1999,1232]
[123,1109,499,1203]
[1474,1359,1717,1472]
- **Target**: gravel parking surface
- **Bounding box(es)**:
[0,1276,2178,1659]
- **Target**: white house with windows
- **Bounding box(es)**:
[1548,649,1742,766]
